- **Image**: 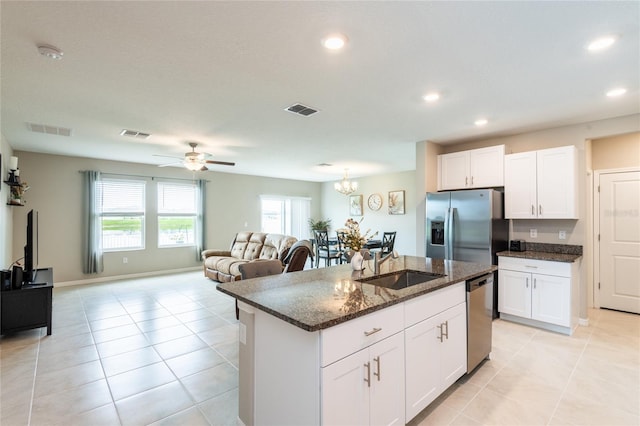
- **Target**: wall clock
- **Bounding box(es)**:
[367,193,383,211]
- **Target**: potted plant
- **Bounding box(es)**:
[309,218,331,235]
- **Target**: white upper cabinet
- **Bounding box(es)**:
[504,145,578,219]
[438,145,505,190]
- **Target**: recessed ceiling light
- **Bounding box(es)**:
[587,35,617,52]
[322,34,347,50]
[474,118,488,127]
[37,44,64,60]
[606,87,627,97]
[423,92,440,103]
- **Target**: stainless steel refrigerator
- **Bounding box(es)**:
[426,189,508,317]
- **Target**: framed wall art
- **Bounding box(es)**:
[349,194,363,216]
[388,190,405,215]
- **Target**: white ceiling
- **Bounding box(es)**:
[2,1,638,182]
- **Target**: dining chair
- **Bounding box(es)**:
[282,240,313,272]
[314,230,343,267]
[381,232,397,255]
[235,259,284,318]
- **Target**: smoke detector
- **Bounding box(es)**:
[37,44,64,60]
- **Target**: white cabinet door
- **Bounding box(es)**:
[439,151,469,190]
[504,151,537,219]
[405,314,441,420]
[322,348,370,426]
[536,146,577,219]
[531,274,570,326]
[404,302,467,421]
[439,145,505,191]
[469,145,505,188]
[498,269,532,318]
[505,146,577,219]
[369,332,405,426]
[322,332,405,426]
[439,302,467,390]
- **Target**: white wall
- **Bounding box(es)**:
[1,134,15,268]
[320,170,417,256]
[12,151,321,284]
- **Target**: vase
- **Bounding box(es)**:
[351,251,365,271]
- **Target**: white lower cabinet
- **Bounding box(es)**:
[498,257,579,334]
[322,332,405,426]
[405,302,467,421]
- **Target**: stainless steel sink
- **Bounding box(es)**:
[357,269,445,290]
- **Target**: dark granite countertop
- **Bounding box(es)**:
[497,250,582,263]
[497,242,583,263]
[216,256,495,332]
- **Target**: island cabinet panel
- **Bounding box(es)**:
[321,303,404,367]
[405,301,467,421]
[322,332,405,426]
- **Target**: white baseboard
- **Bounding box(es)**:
[578,317,589,326]
[54,266,202,287]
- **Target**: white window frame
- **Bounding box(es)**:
[97,178,146,252]
[157,181,198,248]
[260,195,311,239]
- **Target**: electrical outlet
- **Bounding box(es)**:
[244,221,248,228]
[123,257,128,264]
[530,229,538,238]
[559,230,566,240]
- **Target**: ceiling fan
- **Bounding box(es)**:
[154,142,235,171]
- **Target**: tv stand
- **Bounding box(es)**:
[1,268,53,335]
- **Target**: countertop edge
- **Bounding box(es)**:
[218,264,496,332]
[497,250,582,263]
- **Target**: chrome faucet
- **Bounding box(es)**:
[373,250,399,275]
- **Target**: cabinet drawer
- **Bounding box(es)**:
[321,303,403,367]
[498,257,571,277]
[404,282,465,328]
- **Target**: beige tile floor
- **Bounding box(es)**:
[1,271,638,425]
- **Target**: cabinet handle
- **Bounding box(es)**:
[526,277,529,288]
[525,265,538,269]
[471,176,474,185]
[534,278,537,289]
[373,356,381,381]
[443,320,449,340]
[364,327,382,337]
[364,361,371,387]
[465,176,468,186]
[539,205,542,215]
[437,324,444,342]
[531,205,535,215]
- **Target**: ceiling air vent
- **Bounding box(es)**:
[27,122,72,137]
[285,103,319,117]
[120,129,151,139]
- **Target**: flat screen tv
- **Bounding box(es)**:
[23,209,38,284]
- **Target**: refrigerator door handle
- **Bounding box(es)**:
[447,207,455,260]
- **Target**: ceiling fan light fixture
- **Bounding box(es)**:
[183,159,203,171]
[334,169,358,195]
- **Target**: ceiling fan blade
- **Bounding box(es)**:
[205,160,236,166]
[153,154,183,160]
[158,161,182,168]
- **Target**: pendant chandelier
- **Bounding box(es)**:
[334,169,358,195]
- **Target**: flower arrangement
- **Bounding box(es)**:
[339,217,377,251]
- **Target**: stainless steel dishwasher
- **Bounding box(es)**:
[466,272,494,373]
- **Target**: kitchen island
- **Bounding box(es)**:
[217,255,495,426]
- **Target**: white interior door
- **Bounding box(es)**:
[598,170,640,314]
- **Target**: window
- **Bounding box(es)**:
[260,195,311,239]
[97,179,146,251]
[157,182,197,247]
